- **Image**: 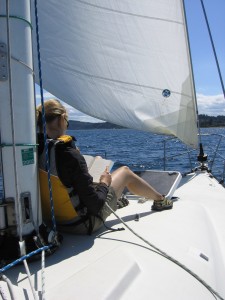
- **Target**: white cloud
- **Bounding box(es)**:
[197,93,225,116]
[62,102,103,123]
[35,89,103,123]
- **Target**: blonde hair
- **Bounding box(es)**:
[37,99,67,132]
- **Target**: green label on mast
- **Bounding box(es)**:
[21,148,34,165]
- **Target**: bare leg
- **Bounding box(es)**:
[111,166,163,200]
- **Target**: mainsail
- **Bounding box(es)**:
[32,0,199,148]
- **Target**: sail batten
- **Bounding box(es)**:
[32,0,198,148]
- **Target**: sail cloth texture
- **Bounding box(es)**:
[32,0,198,148]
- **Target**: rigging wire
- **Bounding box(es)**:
[105,202,224,300]
[200,0,225,99]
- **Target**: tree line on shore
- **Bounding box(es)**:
[198,114,225,127]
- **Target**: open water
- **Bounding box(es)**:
[67,127,225,181]
[1,127,225,200]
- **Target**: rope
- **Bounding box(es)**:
[0,245,52,274]
[105,203,224,300]
[34,0,57,233]
[1,275,17,300]
[23,260,38,300]
[41,250,46,300]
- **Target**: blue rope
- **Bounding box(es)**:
[0,245,52,274]
[34,0,57,232]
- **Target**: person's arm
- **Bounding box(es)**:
[56,144,108,215]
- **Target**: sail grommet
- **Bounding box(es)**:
[162,89,171,98]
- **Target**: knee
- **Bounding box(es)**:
[118,166,135,182]
[112,166,132,179]
[120,166,131,173]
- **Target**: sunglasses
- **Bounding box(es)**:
[64,116,69,128]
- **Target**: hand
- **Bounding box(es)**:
[99,166,112,187]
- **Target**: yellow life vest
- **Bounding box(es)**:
[39,135,83,225]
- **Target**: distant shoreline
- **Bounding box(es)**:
[69,114,225,130]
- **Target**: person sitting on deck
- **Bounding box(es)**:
[37,99,173,235]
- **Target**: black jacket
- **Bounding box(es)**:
[38,134,108,216]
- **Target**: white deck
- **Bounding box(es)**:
[3,171,225,300]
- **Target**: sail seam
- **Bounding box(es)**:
[74,0,183,25]
[45,61,192,99]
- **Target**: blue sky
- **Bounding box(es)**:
[185,0,225,115]
[185,0,225,95]
[36,0,225,120]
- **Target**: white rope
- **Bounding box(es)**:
[23,260,38,300]
[41,249,46,300]
[1,275,17,300]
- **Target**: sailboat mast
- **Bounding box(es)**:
[182,0,201,144]
[0,0,41,236]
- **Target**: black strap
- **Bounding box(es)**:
[44,139,54,171]
[87,216,93,235]
[63,215,89,227]
[96,214,125,233]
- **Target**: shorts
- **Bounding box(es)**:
[57,187,117,235]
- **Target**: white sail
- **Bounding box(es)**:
[32,0,199,148]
